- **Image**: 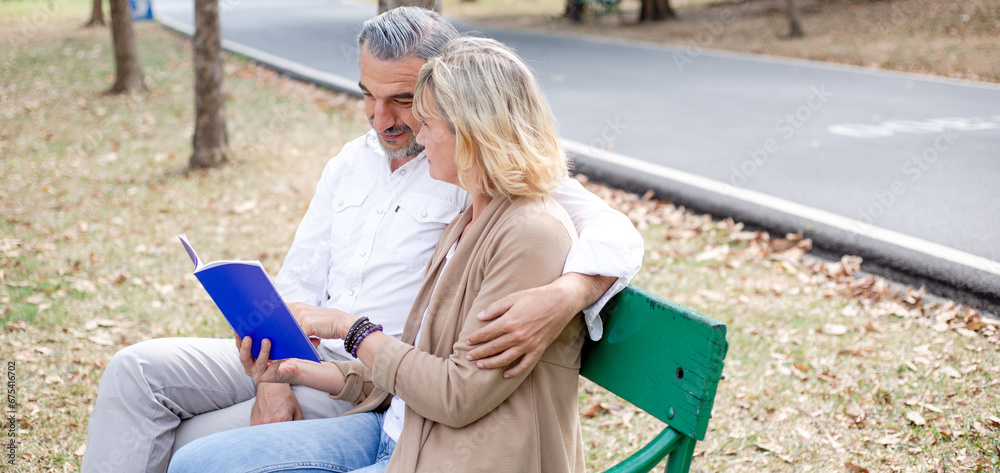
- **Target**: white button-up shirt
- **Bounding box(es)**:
[274,130,642,359]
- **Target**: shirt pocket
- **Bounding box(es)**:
[328,186,368,249]
[389,195,462,272]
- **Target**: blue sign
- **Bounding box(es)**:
[130,0,153,21]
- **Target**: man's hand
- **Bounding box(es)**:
[250,382,304,426]
[287,302,357,340]
[465,273,615,378]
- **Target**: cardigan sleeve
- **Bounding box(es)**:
[370,202,576,429]
[326,360,377,405]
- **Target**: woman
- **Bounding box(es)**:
[169,37,585,473]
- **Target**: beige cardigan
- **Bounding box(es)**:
[330,193,586,473]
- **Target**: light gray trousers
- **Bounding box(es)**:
[80,338,352,473]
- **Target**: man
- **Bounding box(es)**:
[81,7,642,473]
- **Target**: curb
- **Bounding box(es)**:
[568,149,1000,316]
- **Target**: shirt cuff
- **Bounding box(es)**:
[562,239,641,341]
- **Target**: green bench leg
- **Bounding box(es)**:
[664,435,695,473]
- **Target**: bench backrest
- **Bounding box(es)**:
[581,285,728,442]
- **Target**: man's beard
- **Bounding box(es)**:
[371,120,424,160]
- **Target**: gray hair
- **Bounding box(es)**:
[357,6,460,61]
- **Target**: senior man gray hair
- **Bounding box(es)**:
[80,7,642,473]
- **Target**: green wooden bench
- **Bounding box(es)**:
[581,285,729,473]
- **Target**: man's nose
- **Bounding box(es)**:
[372,101,395,132]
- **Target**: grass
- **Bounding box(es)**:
[443,0,1000,84]
[2,2,999,472]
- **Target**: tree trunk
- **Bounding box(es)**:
[190,0,229,169]
[377,0,440,14]
[85,0,105,27]
[787,0,804,37]
[638,0,676,22]
[108,0,145,93]
[565,0,582,22]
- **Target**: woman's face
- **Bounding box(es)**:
[415,91,461,188]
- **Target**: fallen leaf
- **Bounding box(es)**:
[920,403,944,414]
[864,322,884,333]
[580,402,604,418]
[873,432,903,445]
[755,441,784,454]
[821,323,848,335]
[845,404,865,418]
[986,416,1000,428]
[906,411,926,426]
[233,200,258,214]
[84,319,119,331]
[72,279,98,294]
[23,293,47,305]
[955,328,978,338]
[845,462,870,473]
[695,245,729,262]
[75,444,86,456]
[939,366,962,379]
[89,335,114,347]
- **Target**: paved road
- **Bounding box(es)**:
[153,0,1000,311]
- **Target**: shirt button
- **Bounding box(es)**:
[377,208,384,214]
[337,200,344,206]
[421,211,428,218]
[360,250,367,257]
[399,170,407,176]
[347,289,355,296]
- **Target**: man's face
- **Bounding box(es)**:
[359,46,427,160]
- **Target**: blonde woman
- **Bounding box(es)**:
[169,37,585,473]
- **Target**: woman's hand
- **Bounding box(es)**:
[237,335,349,396]
[239,337,300,385]
[288,302,358,340]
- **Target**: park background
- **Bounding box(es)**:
[1,0,999,471]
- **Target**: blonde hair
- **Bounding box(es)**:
[414,37,567,198]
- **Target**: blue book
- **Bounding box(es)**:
[178,235,321,363]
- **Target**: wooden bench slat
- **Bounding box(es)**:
[581,285,728,472]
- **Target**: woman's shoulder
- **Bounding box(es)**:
[499,195,576,245]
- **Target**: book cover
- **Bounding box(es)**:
[178,234,321,363]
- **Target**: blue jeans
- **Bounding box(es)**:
[168,411,394,473]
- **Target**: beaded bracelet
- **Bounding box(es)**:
[343,316,369,352]
[349,322,383,358]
